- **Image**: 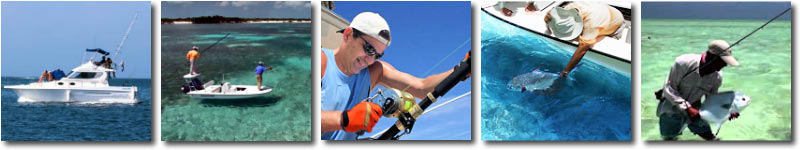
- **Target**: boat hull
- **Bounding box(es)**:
[6,86,138,104]
[187,85,272,100]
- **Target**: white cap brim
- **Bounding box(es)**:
[721,56,739,67]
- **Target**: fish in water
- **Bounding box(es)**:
[510,70,560,92]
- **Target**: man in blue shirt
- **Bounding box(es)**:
[255,61,269,91]
[51,68,66,80]
[321,12,457,140]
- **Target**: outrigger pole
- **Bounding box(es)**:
[114,13,138,61]
[373,51,472,140]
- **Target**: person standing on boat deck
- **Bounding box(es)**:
[96,55,107,66]
[320,12,457,140]
[657,40,741,141]
[544,1,624,78]
[255,61,268,91]
[105,57,115,78]
[186,46,200,75]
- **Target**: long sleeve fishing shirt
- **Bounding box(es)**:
[658,54,722,116]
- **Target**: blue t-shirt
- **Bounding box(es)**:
[255,65,267,75]
[321,48,372,140]
[52,69,66,80]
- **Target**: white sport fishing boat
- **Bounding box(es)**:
[4,13,140,104]
[4,59,137,103]
[181,74,272,100]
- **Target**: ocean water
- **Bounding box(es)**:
[1,77,151,141]
[641,19,791,141]
[481,11,632,141]
[160,23,311,141]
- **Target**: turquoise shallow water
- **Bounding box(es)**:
[641,19,791,141]
[160,23,311,141]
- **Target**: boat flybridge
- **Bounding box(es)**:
[4,53,137,104]
[180,74,273,100]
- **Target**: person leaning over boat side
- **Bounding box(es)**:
[186,46,200,75]
[320,12,457,140]
[255,61,268,91]
[544,1,623,78]
[657,40,741,141]
[38,70,50,83]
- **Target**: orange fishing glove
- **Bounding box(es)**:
[341,102,383,133]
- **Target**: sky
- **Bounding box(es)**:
[161,1,310,18]
[2,1,151,79]
[643,2,791,20]
[329,1,472,140]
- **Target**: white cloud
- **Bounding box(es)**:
[275,1,311,8]
[232,1,259,7]
[165,1,192,4]
[218,1,229,7]
[217,1,262,10]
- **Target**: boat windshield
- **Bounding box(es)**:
[68,72,100,79]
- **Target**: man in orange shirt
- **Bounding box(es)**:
[186,46,200,75]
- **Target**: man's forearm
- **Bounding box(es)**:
[562,42,591,75]
[412,69,454,98]
[321,111,343,132]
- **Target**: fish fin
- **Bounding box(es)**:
[521,87,526,93]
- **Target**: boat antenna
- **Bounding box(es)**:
[114,12,138,61]
[725,8,790,51]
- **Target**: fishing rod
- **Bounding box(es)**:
[361,51,471,140]
[724,8,790,51]
[364,91,472,140]
[200,33,232,53]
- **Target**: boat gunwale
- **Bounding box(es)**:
[480,8,631,64]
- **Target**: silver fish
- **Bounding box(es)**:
[509,70,559,92]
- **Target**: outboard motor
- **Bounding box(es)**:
[180,78,206,93]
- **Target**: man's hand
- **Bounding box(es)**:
[686,107,700,121]
[728,112,740,121]
[342,102,383,133]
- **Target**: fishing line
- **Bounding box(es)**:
[400,38,471,92]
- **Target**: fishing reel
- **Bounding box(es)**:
[364,88,424,136]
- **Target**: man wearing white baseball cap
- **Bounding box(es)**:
[544,2,624,77]
[320,12,457,140]
[656,40,740,141]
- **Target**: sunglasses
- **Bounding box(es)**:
[360,37,383,59]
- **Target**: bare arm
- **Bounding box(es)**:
[321,51,327,78]
[561,42,591,77]
[370,61,453,99]
[321,111,343,132]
